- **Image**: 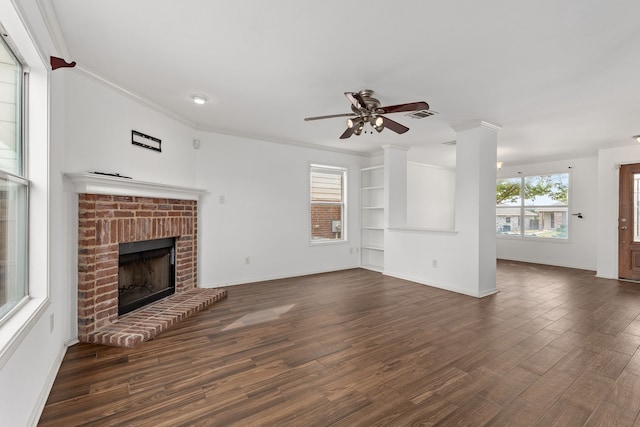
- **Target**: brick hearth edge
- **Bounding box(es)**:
[87,288,227,348]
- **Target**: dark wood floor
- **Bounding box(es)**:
[39,261,640,426]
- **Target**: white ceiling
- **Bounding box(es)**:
[45,0,640,166]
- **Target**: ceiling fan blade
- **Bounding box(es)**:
[353,92,368,110]
[377,101,430,115]
[345,92,358,107]
[382,117,409,134]
[339,127,356,139]
[304,112,356,121]
[344,92,367,110]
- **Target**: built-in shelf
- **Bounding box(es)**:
[65,172,207,200]
[360,165,384,272]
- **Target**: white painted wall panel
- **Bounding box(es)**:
[63,72,198,188]
[195,133,363,287]
[406,162,455,230]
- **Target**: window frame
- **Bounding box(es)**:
[496,172,570,241]
[0,29,29,326]
[0,4,49,370]
[309,163,348,245]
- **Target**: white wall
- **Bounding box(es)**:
[385,124,498,298]
[596,145,640,278]
[64,71,198,188]
[496,156,598,271]
[195,134,363,286]
[406,162,455,230]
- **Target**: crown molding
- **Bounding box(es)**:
[453,120,502,133]
[381,144,410,151]
[36,0,69,58]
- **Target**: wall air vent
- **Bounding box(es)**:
[406,109,438,119]
[442,140,456,146]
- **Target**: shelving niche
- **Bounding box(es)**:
[360,165,384,271]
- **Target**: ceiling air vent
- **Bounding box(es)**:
[406,109,438,119]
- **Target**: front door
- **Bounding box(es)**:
[618,164,640,280]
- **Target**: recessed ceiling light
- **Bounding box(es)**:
[191,95,208,105]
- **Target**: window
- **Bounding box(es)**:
[310,164,346,242]
[0,33,27,323]
[496,173,569,239]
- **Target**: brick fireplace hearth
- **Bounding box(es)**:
[69,174,226,347]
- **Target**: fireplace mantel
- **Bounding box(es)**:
[65,172,207,200]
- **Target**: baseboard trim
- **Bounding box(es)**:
[28,341,68,427]
[200,265,361,288]
[383,270,495,298]
[497,257,596,273]
[64,338,79,347]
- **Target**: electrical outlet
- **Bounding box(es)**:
[245,256,251,265]
[219,195,226,204]
[350,247,354,254]
[432,259,438,268]
[50,313,54,333]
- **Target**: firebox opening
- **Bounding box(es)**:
[118,237,175,316]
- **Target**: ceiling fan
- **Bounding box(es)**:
[304,89,432,139]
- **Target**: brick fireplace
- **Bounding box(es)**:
[69,173,226,347]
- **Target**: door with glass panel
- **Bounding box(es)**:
[618,164,640,280]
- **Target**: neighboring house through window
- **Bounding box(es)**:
[496,173,569,239]
[310,164,346,243]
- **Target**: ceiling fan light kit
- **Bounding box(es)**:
[370,116,385,133]
[304,89,433,140]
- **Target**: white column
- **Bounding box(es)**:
[454,121,501,297]
[383,145,408,228]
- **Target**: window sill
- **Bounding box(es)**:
[387,226,458,235]
[310,239,348,246]
[0,296,50,369]
[496,235,570,243]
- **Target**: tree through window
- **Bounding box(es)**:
[496,173,569,239]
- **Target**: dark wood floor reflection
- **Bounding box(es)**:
[39,261,640,426]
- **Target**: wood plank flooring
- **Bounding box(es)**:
[39,261,640,426]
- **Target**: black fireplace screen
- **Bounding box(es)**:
[118,238,175,315]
